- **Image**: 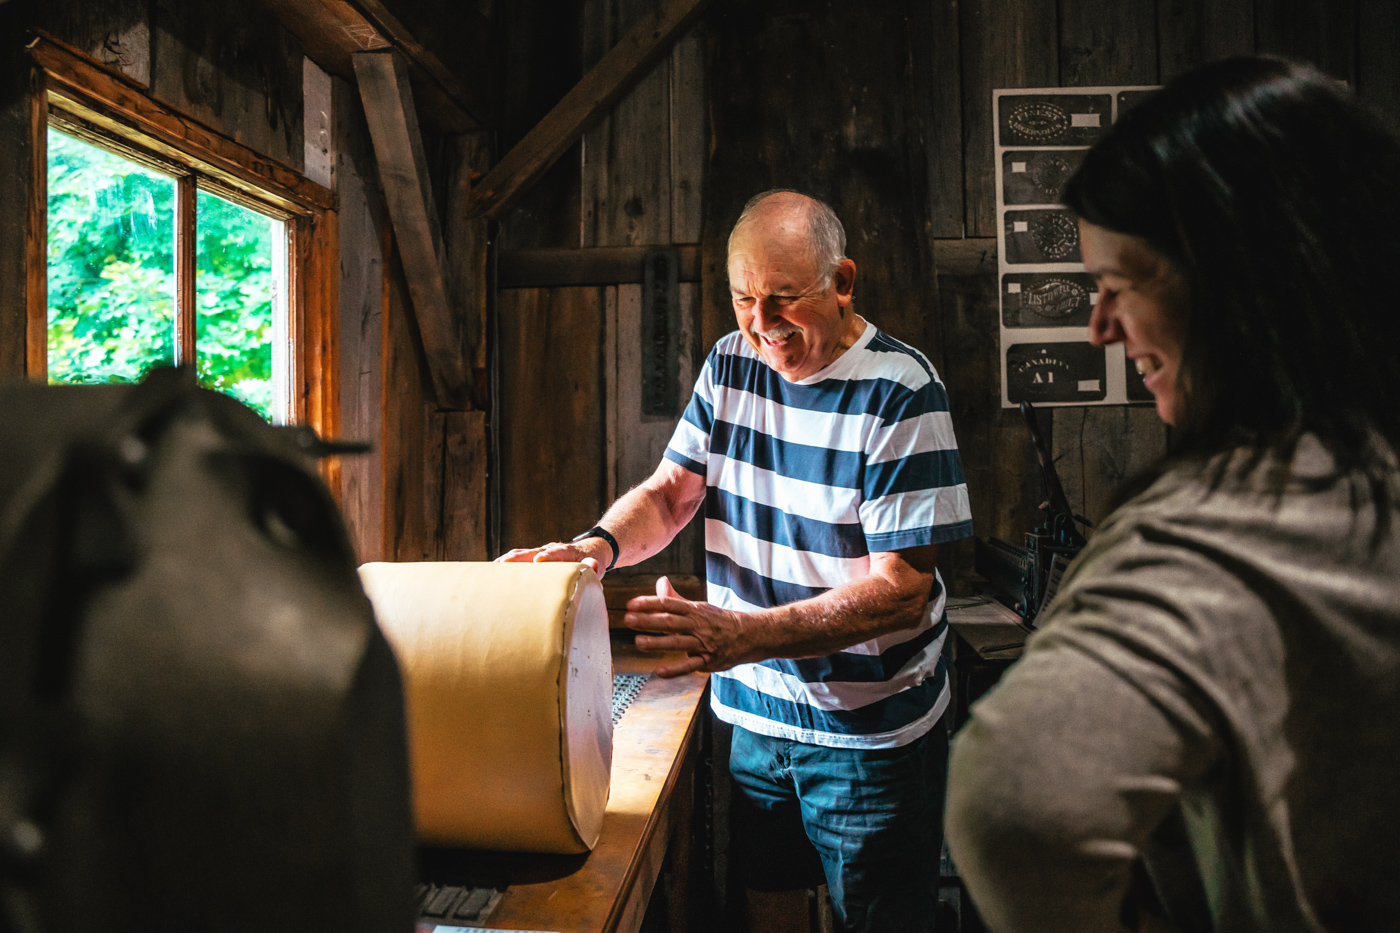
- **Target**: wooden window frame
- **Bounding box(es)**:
[27,35,339,446]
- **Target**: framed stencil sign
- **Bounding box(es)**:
[994,86,1159,408]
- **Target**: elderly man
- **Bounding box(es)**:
[501,190,971,932]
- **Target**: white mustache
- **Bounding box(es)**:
[756,324,798,342]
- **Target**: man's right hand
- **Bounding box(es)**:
[495,538,612,578]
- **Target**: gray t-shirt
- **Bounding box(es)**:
[946,437,1400,932]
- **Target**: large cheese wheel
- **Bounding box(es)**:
[358,561,612,853]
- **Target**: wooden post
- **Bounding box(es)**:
[354,48,470,411]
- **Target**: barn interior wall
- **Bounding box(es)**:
[0,0,489,567]
[494,0,708,577]
[493,0,1400,596]
[7,0,1400,588]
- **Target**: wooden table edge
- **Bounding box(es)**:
[602,673,707,933]
[473,647,708,933]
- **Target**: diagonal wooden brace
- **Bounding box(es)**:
[354,49,470,410]
[466,0,713,220]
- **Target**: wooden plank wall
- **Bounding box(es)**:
[693,0,1400,593]
[494,0,706,575]
[375,124,492,564]
[0,0,452,565]
[149,0,305,171]
[335,72,389,561]
[497,286,609,550]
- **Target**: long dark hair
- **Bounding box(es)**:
[1064,57,1400,515]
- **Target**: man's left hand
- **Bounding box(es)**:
[626,576,767,678]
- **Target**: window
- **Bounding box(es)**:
[30,37,337,436]
[46,127,289,422]
[46,130,178,384]
[193,187,288,420]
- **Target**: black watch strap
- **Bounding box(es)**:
[571,525,619,571]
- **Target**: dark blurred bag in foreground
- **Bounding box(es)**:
[0,367,414,933]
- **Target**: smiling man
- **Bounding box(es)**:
[501,190,972,931]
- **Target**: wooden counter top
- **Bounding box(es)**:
[418,635,708,933]
[947,596,1032,660]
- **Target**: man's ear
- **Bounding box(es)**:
[833,258,857,305]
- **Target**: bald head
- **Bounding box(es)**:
[728,190,848,289]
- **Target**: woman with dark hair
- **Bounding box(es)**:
[945,57,1400,933]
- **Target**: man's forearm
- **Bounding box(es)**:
[753,562,934,659]
[597,485,688,567]
[627,546,939,673]
[591,461,704,570]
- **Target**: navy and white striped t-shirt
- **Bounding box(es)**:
[664,322,973,749]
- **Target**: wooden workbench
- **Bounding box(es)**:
[417,634,708,933]
[944,596,1032,731]
[946,595,1032,661]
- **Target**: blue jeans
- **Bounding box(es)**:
[729,718,949,932]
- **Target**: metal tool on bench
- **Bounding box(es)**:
[974,401,1091,625]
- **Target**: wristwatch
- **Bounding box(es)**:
[571,525,619,571]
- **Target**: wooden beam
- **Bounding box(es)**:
[31,36,335,212]
[932,237,998,276]
[467,0,712,220]
[498,245,701,288]
[348,0,494,127]
[255,0,493,129]
[354,49,469,411]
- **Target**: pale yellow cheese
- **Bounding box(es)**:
[358,561,612,853]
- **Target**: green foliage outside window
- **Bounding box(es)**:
[47,129,175,382]
[195,189,277,417]
[47,128,280,420]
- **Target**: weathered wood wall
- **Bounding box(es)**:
[693,0,1400,593]
[488,0,1400,594]
[494,0,707,576]
[10,0,1400,586]
[0,0,491,565]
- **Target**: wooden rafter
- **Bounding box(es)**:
[354,49,469,411]
[467,0,713,220]
[256,0,494,129]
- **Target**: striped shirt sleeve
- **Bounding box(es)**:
[858,377,973,551]
[664,350,716,477]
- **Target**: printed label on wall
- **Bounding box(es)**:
[994,85,1159,408]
